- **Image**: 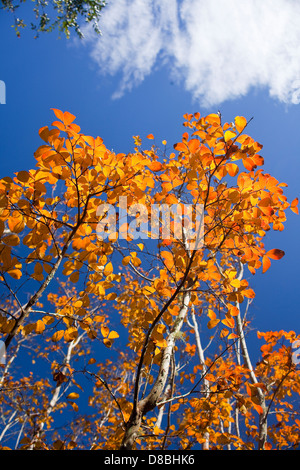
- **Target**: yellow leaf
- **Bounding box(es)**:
[143,286,156,295]
[122,256,131,266]
[106,292,117,300]
[131,255,141,267]
[101,326,109,338]
[224,130,236,142]
[64,327,78,342]
[153,425,164,435]
[230,279,241,288]
[52,330,64,342]
[35,319,45,334]
[94,315,105,322]
[7,268,22,279]
[67,392,79,400]
[103,262,113,276]
[108,330,119,339]
[235,116,247,133]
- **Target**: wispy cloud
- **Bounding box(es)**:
[81,0,300,106]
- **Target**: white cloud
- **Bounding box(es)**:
[81,0,300,106]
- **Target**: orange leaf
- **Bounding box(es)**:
[262,255,271,273]
[226,163,239,177]
[188,139,200,153]
[173,142,187,152]
[290,197,299,215]
[83,135,95,147]
[207,308,216,320]
[260,206,274,216]
[265,248,285,260]
[228,332,239,339]
[39,126,50,143]
[258,197,272,207]
[243,288,256,299]
[51,108,65,121]
[148,161,163,172]
[161,251,174,270]
[252,403,264,415]
[227,305,239,316]
[220,328,229,338]
[243,157,256,171]
[207,318,220,329]
[221,317,235,329]
[251,154,264,166]
[63,111,76,126]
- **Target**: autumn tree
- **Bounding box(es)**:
[0,110,299,450]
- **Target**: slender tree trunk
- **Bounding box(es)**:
[234,261,268,450]
[120,288,192,450]
[189,307,210,450]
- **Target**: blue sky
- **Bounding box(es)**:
[0,0,299,348]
